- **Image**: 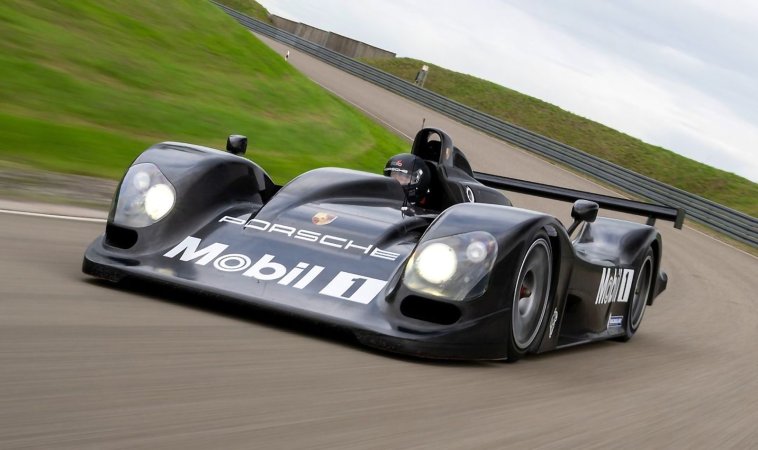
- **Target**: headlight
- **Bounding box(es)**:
[404,231,498,301]
[144,184,175,221]
[414,243,458,284]
[111,163,176,227]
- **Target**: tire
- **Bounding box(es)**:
[506,232,552,361]
[618,247,654,342]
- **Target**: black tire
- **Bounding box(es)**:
[618,247,654,342]
[506,232,552,361]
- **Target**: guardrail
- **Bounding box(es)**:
[213,2,757,247]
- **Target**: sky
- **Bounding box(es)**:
[257,0,758,182]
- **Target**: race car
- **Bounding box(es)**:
[83,128,684,360]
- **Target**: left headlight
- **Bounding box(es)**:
[111,163,176,228]
[404,231,498,301]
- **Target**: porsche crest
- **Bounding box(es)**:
[312,212,338,225]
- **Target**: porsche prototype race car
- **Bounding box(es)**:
[83,128,684,360]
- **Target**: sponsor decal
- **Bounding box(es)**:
[548,308,558,338]
[392,159,403,167]
[219,216,400,261]
[595,267,635,304]
[319,271,387,304]
[164,236,386,304]
[608,315,624,328]
[312,212,337,226]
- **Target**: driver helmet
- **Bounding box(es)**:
[383,153,430,204]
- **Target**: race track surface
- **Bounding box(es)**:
[0,34,756,449]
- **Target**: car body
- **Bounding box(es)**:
[83,128,684,360]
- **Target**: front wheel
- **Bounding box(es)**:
[506,232,552,361]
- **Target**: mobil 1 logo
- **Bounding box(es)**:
[163,236,387,304]
[595,267,635,305]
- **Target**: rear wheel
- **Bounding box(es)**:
[618,248,654,342]
[506,232,552,361]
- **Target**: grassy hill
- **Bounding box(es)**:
[0,1,406,182]
[364,58,757,217]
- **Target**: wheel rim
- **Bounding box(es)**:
[512,238,552,350]
[630,256,653,330]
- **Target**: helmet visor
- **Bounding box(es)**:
[390,171,412,186]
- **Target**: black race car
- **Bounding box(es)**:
[83,128,684,360]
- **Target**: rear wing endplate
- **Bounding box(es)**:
[474,172,685,229]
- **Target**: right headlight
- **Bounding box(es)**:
[404,231,498,301]
[414,242,458,284]
[111,163,176,228]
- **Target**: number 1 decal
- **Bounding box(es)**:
[319,272,387,304]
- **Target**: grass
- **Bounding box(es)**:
[0,1,407,184]
[363,57,758,217]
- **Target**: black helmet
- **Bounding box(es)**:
[383,153,430,203]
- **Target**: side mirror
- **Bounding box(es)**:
[567,200,599,235]
[226,135,247,155]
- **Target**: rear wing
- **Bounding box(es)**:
[474,172,685,229]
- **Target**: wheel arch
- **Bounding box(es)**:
[532,223,574,354]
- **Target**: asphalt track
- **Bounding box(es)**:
[1,35,757,450]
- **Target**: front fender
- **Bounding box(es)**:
[383,203,573,358]
[105,142,275,255]
[421,203,560,258]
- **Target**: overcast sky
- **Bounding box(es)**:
[258,0,758,182]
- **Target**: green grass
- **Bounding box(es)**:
[363,57,758,217]
[0,1,406,184]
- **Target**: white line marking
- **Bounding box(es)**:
[0,209,106,223]
[686,225,757,260]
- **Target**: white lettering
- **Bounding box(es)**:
[164,237,384,305]
[596,268,612,304]
[607,269,619,304]
[219,218,398,261]
[213,253,252,272]
[319,272,387,304]
[370,248,400,261]
[320,235,346,248]
[244,219,270,231]
[344,240,373,255]
[278,262,309,286]
[595,268,635,304]
[292,265,324,289]
[219,216,245,225]
[618,269,634,303]
[242,254,287,281]
[163,236,228,266]
[295,229,320,242]
[269,223,296,237]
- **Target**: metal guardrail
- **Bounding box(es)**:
[213,2,758,247]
